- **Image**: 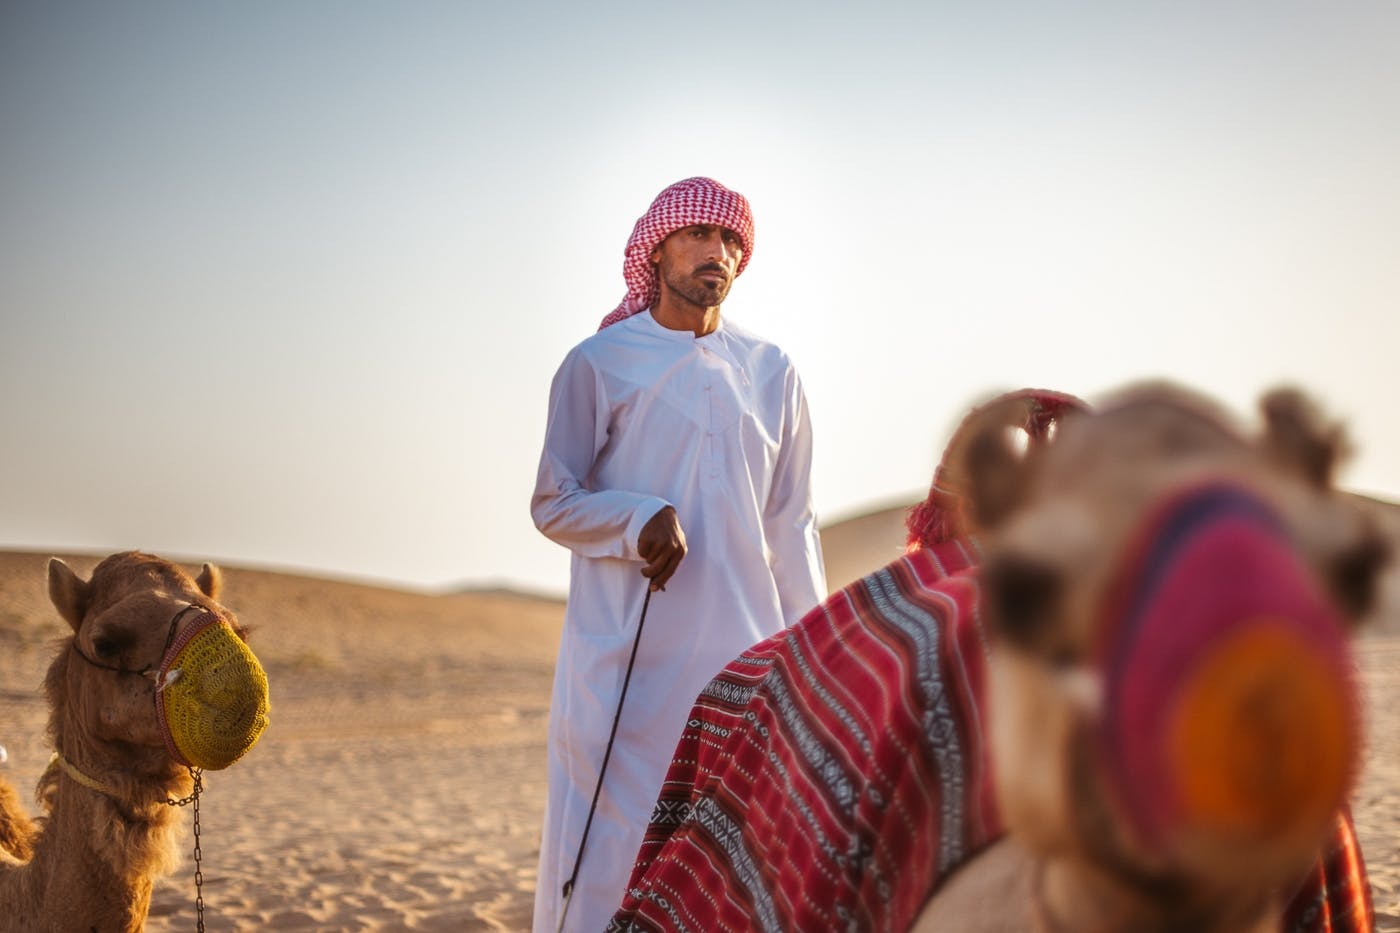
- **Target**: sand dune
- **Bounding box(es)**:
[1,494,1397,931]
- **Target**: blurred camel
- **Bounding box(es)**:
[611,384,1385,933]
[912,385,1388,932]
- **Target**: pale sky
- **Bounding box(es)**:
[2,1,1397,596]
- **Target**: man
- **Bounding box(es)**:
[531,177,826,932]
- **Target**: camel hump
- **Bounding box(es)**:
[0,778,36,864]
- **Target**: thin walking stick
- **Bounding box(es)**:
[556,586,654,933]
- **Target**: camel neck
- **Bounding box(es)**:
[7,762,187,931]
[16,780,162,932]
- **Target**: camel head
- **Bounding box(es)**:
[960,383,1388,904]
[45,552,270,787]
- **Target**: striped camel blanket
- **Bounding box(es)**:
[608,538,1373,932]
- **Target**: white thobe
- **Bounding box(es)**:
[530,311,826,932]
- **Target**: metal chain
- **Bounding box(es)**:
[165,767,206,932]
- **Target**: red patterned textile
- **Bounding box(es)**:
[598,177,754,330]
[1283,810,1375,933]
[610,538,999,932]
[609,541,1373,933]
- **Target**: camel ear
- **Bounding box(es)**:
[1260,388,1348,489]
[197,563,223,600]
[48,558,89,632]
[963,418,1034,530]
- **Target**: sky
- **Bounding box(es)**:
[2,1,1397,597]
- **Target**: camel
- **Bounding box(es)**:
[0,551,270,933]
[611,383,1383,933]
[912,384,1388,932]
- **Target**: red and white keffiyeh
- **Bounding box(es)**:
[598,177,755,330]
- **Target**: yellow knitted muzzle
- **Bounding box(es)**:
[154,611,270,770]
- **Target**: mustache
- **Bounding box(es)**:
[694,263,730,279]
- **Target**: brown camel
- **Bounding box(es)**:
[913,385,1388,932]
[0,551,270,933]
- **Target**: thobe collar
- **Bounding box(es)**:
[635,309,727,343]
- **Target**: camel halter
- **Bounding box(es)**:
[69,602,200,682]
[70,602,269,770]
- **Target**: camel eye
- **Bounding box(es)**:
[90,628,133,659]
[1328,533,1390,620]
[983,555,1062,651]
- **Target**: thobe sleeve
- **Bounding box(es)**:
[763,364,827,624]
[531,346,671,560]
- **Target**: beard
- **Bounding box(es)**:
[658,264,733,309]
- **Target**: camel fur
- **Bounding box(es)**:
[0,552,254,933]
[911,384,1388,933]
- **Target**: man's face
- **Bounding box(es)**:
[649,224,744,310]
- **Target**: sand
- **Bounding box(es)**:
[1,500,1397,930]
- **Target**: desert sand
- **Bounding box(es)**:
[1,497,1397,931]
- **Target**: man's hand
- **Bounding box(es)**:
[637,506,686,591]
